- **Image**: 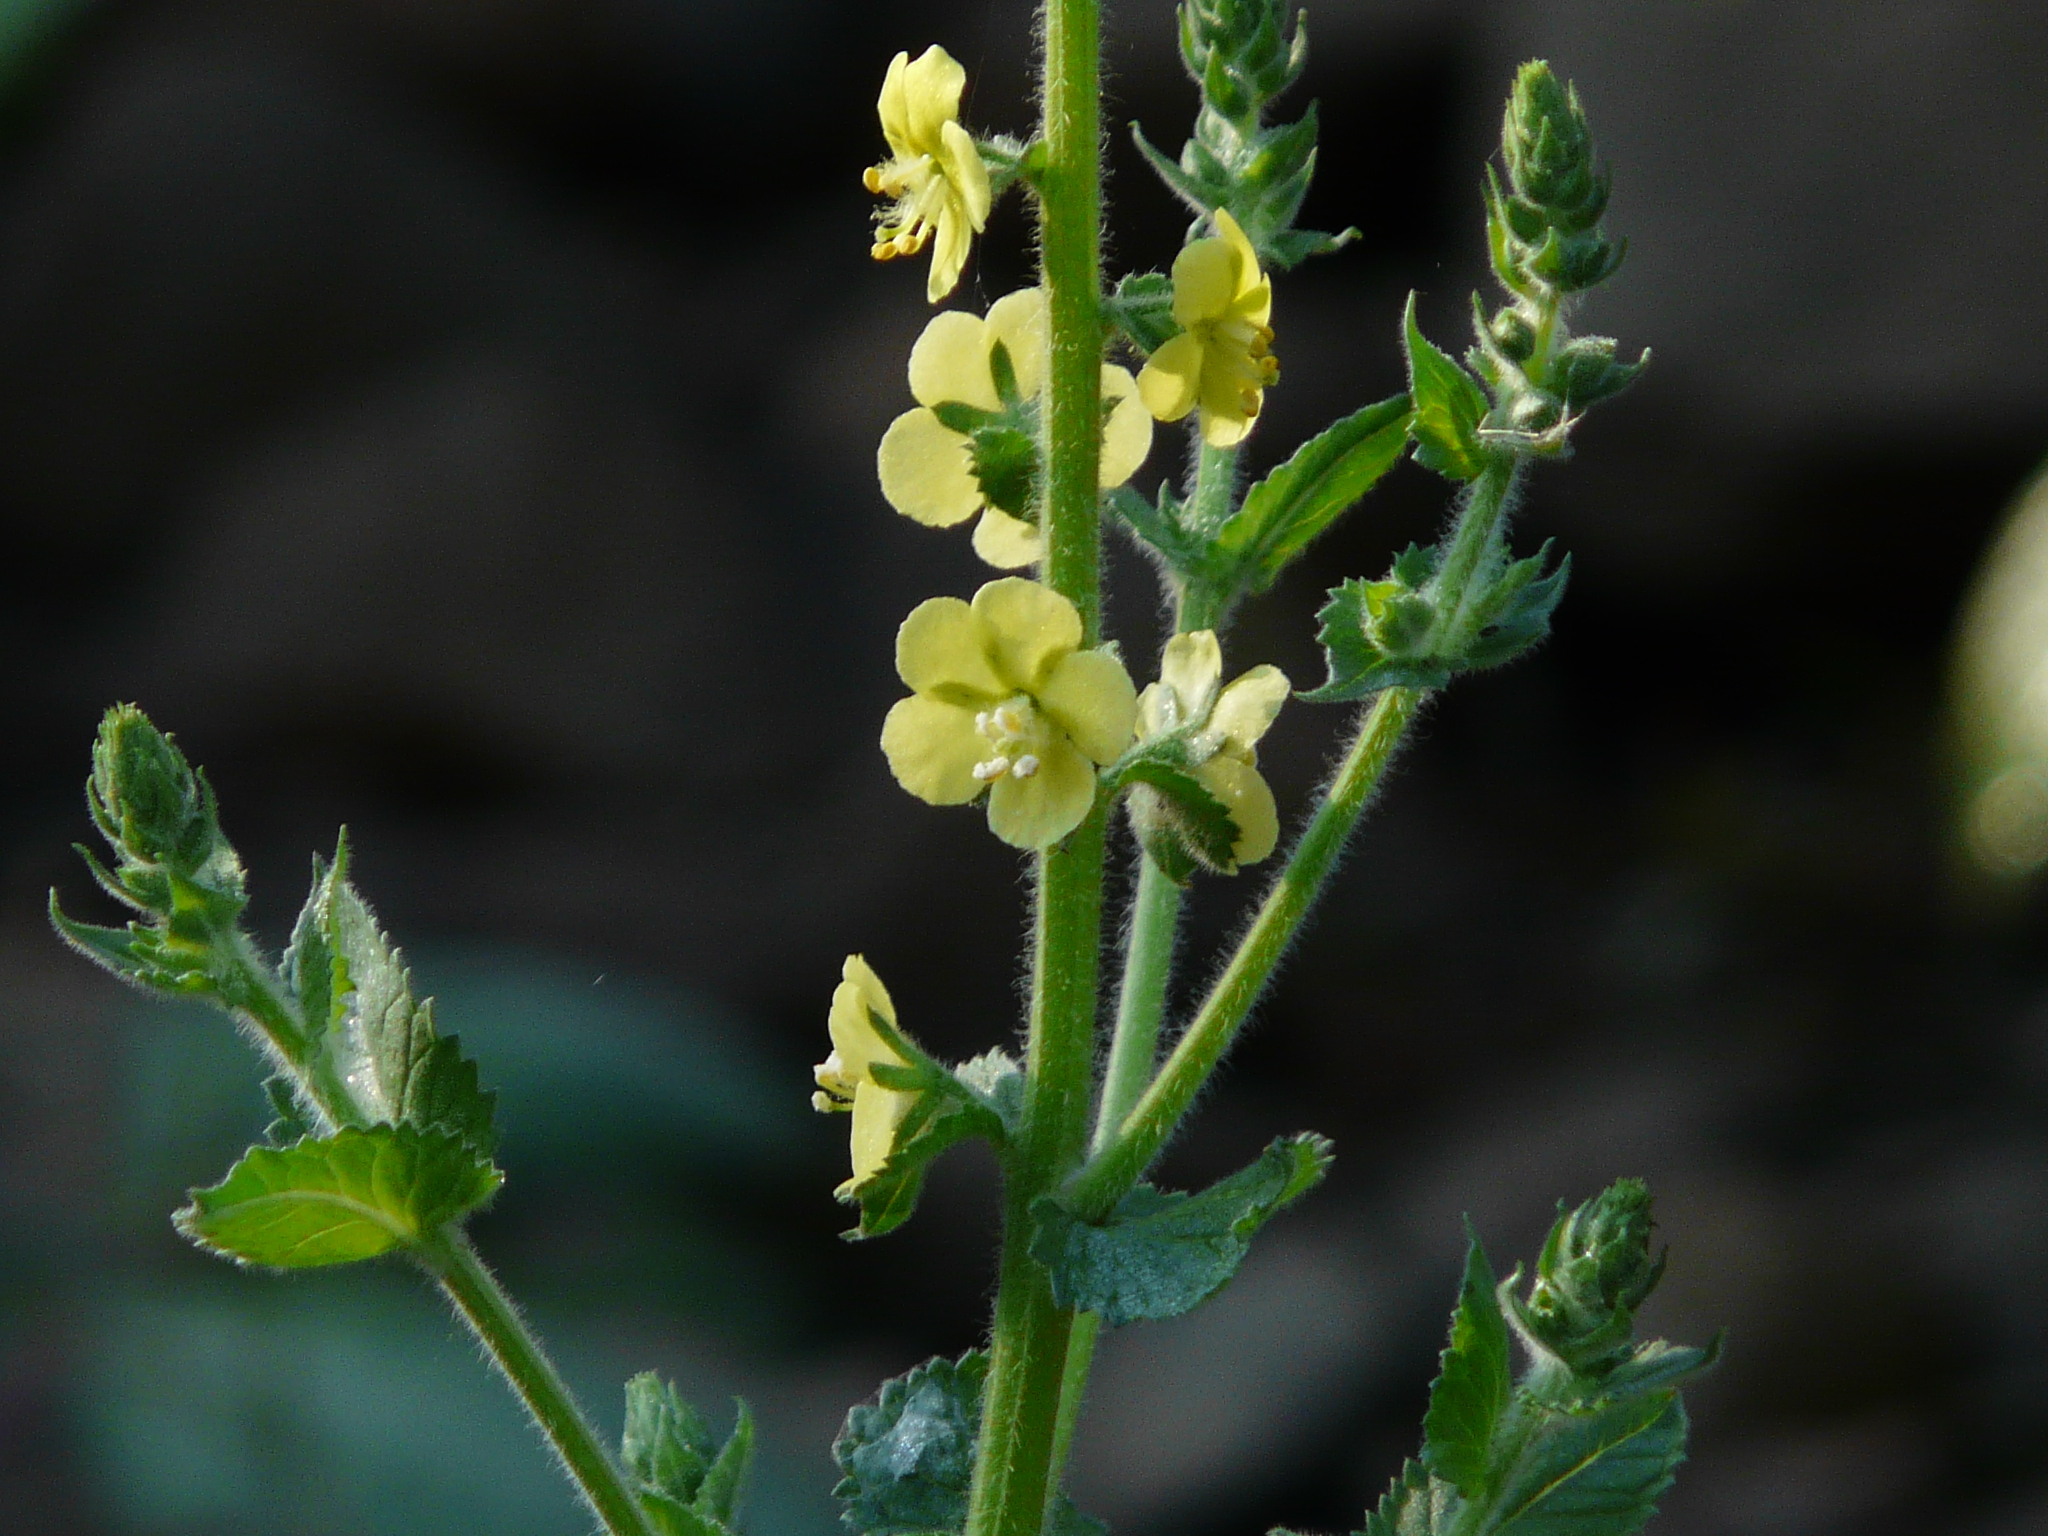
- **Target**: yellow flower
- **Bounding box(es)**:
[1136,209,1280,449]
[813,955,918,1195]
[864,46,993,303]
[876,289,1154,569]
[882,578,1138,849]
[1137,630,1290,866]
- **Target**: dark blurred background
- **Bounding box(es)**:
[3,2,2047,1533]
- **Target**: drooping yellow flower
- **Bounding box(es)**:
[1136,209,1280,449]
[813,955,919,1195]
[1137,630,1290,867]
[882,578,1138,849]
[864,46,993,303]
[877,288,1154,569]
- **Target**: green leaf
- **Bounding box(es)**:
[293,842,497,1153]
[1404,295,1492,482]
[1359,1460,1459,1536]
[173,1124,501,1268]
[832,1353,1103,1536]
[1463,547,1570,672]
[1422,1234,1511,1498]
[832,1352,986,1536]
[1106,484,1206,575]
[1479,1392,1688,1536]
[1031,1133,1332,1326]
[1301,579,1452,704]
[624,1375,754,1536]
[1218,394,1413,594]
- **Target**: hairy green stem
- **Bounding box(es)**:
[426,1232,656,1536]
[965,6,1106,1536]
[1095,853,1183,1151]
[1431,456,1522,646]
[1068,684,1424,1218]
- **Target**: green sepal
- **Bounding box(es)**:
[1217,393,1413,594]
[832,1353,1104,1536]
[1119,760,1241,883]
[976,134,1039,200]
[289,839,498,1154]
[838,1059,1008,1241]
[1421,1232,1512,1499]
[1551,335,1649,412]
[967,424,1040,519]
[47,893,214,996]
[173,1124,501,1268]
[1030,1133,1332,1326]
[623,1375,755,1536]
[1104,272,1178,354]
[930,402,1001,436]
[952,1049,1027,1139]
[1404,296,1492,483]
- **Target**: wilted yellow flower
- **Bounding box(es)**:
[877,288,1154,569]
[882,578,1138,849]
[864,46,993,303]
[1136,209,1279,449]
[1137,630,1290,867]
[813,955,918,1195]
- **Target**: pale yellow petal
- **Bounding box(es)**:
[971,508,1043,569]
[1037,648,1138,764]
[900,45,966,152]
[1136,680,1173,739]
[927,199,974,303]
[876,51,913,153]
[987,738,1097,849]
[1196,754,1280,867]
[971,577,1082,690]
[848,1080,917,1184]
[897,595,1005,699]
[908,310,998,410]
[1159,631,1222,725]
[1213,209,1264,302]
[879,409,983,527]
[1210,664,1291,753]
[881,694,987,804]
[1172,235,1239,327]
[1235,273,1273,329]
[1098,366,1153,486]
[841,953,898,1026]
[986,288,1048,399]
[1198,360,1258,448]
[1137,332,1203,423]
[828,959,904,1077]
[939,119,992,230]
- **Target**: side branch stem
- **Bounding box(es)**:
[427,1233,655,1536]
[1067,685,1424,1218]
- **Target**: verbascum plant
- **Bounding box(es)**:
[53,8,1715,1536]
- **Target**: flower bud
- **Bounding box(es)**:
[1513,1178,1666,1376]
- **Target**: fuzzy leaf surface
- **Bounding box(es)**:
[174,1124,500,1268]
[1032,1133,1332,1326]
[1422,1235,1512,1497]
[1359,1460,1459,1536]
[624,1375,754,1536]
[288,843,497,1152]
[1404,295,1492,482]
[1219,394,1412,592]
[1477,1393,1688,1536]
[832,1352,1103,1536]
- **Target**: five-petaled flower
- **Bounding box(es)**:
[864,46,993,303]
[883,578,1138,849]
[1138,630,1290,868]
[813,955,918,1195]
[1136,209,1280,448]
[877,289,1154,569]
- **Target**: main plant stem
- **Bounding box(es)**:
[964,6,1105,1536]
[427,1232,656,1536]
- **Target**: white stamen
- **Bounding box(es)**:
[1011,755,1040,779]
[974,711,992,733]
[972,757,1012,781]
